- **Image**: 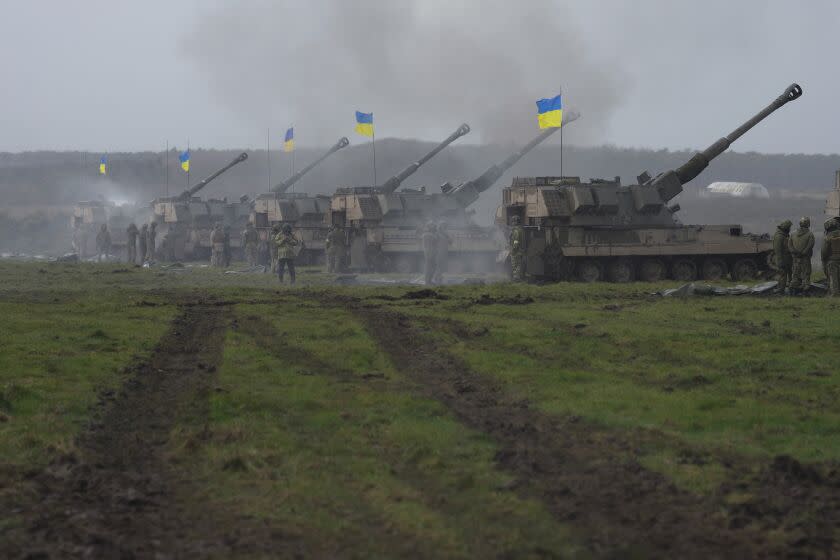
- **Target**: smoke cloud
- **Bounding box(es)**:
[181,0,626,145]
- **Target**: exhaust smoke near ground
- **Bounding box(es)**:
[181,0,625,145]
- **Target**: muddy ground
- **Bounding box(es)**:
[2,291,838,559]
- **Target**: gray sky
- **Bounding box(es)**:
[1,0,837,154]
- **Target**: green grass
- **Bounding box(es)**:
[172,303,581,558]
[0,298,176,469]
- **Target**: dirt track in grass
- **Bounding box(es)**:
[353,302,840,559]
[1,301,307,559]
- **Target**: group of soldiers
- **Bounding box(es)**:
[773,216,840,296]
[421,221,452,285]
[238,222,303,284]
[92,222,157,264]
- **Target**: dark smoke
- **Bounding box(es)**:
[181,0,625,144]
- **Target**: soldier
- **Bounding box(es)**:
[822,218,840,297]
[788,216,815,294]
[325,224,345,273]
[139,224,148,264]
[210,223,225,267]
[274,223,300,284]
[270,224,281,273]
[95,224,111,262]
[242,222,259,267]
[125,222,139,264]
[772,219,792,294]
[146,222,157,262]
[421,222,438,285]
[223,225,232,267]
[509,216,526,282]
[434,221,452,284]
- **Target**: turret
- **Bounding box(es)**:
[647,83,802,202]
[378,123,471,194]
[444,111,580,207]
[273,137,349,194]
[179,152,248,200]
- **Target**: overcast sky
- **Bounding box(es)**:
[1,0,838,154]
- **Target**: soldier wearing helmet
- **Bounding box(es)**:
[821,217,840,297]
[274,223,300,285]
[422,221,438,285]
[772,219,793,294]
[509,216,525,282]
[95,223,111,263]
[787,216,815,294]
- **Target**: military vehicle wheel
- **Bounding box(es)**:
[702,258,728,281]
[639,259,666,282]
[731,258,758,281]
[671,259,697,281]
[607,259,634,283]
[576,260,603,283]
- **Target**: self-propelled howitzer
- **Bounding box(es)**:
[499,84,803,283]
[272,137,349,194]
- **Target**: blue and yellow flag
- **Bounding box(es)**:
[99,155,107,175]
[284,127,295,152]
[179,150,190,173]
[536,94,563,128]
[355,111,374,137]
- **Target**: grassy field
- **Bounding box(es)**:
[1,260,837,558]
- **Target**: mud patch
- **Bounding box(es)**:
[354,306,835,558]
[1,302,302,559]
[472,293,534,305]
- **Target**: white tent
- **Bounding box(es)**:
[703,182,770,199]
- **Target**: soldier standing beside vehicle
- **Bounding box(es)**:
[434,221,452,284]
[210,223,225,267]
[788,216,815,294]
[139,224,148,264]
[325,224,345,273]
[243,223,259,267]
[509,216,526,282]
[223,225,232,267]
[772,219,792,294]
[822,218,840,297]
[422,222,438,285]
[126,222,139,264]
[95,224,111,262]
[274,224,300,285]
[146,222,157,262]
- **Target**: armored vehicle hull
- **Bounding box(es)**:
[252,193,332,264]
[499,84,802,283]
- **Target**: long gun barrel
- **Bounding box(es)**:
[446,111,580,207]
[651,83,802,202]
[179,152,249,200]
[379,123,471,194]
[273,137,349,194]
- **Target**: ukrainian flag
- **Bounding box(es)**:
[536,94,563,128]
[355,111,374,137]
[179,150,190,173]
[284,127,295,152]
[99,155,107,175]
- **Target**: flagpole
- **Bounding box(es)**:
[267,128,271,194]
[372,129,377,187]
[186,139,190,189]
[560,122,564,178]
[165,140,169,197]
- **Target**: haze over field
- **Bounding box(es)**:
[0,0,838,153]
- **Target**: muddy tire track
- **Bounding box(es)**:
[2,302,302,559]
[353,305,834,559]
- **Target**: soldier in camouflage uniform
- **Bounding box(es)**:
[509,216,525,282]
[788,216,815,294]
[146,222,157,262]
[421,222,438,285]
[210,223,225,267]
[822,218,840,297]
[95,224,111,262]
[274,223,300,284]
[325,224,345,273]
[772,219,792,294]
[242,222,259,267]
[126,222,139,264]
[139,224,148,264]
